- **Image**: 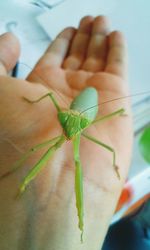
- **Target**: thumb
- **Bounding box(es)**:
[0,32,20,75]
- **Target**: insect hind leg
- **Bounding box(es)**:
[18,135,65,196]
[0,136,60,181]
[73,134,84,242]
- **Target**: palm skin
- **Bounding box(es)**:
[0,16,133,250]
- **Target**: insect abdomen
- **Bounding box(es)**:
[70,87,98,121]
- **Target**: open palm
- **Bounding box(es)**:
[0,16,133,250]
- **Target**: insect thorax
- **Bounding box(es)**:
[58,110,91,139]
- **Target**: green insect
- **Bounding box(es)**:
[1,87,125,241]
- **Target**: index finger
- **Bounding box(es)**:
[27,27,76,82]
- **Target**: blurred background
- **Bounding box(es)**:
[0,0,149,249]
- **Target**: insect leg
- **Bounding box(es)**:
[18,135,65,195]
[0,136,60,180]
[92,108,125,124]
[82,133,120,179]
[73,134,84,242]
[23,92,61,111]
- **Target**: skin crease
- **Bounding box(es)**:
[0,16,133,250]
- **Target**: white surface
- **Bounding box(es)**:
[32,0,66,7]
[0,0,49,68]
[37,0,116,38]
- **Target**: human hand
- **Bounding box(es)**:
[0,16,133,250]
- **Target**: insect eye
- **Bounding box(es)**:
[80,118,89,129]
[58,112,68,126]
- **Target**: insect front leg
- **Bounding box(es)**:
[82,133,120,179]
[23,92,61,112]
[73,134,84,242]
[92,108,126,124]
[18,135,65,196]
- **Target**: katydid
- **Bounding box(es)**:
[0,87,125,242]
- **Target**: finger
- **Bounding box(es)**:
[27,27,76,82]
[105,31,128,79]
[63,16,93,70]
[82,16,110,72]
[0,32,20,75]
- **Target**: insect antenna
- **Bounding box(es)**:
[15,62,70,108]
[80,91,150,115]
